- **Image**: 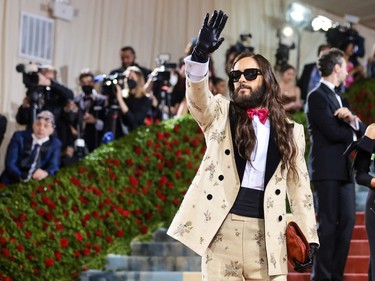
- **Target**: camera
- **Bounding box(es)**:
[16,62,51,105]
[99,73,125,102]
[153,53,177,83]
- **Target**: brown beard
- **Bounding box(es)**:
[232,83,266,109]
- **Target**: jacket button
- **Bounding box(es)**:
[225,149,230,155]
[278,215,283,221]
[218,175,224,181]
[207,194,213,200]
[275,189,280,195]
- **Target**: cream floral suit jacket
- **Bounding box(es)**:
[167,75,319,275]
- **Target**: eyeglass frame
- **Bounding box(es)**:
[229,68,262,82]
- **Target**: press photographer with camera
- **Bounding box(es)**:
[144,55,186,121]
[111,66,152,138]
[15,64,74,131]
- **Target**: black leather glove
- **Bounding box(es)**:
[191,10,228,63]
[293,243,319,273]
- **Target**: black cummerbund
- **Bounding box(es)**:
[230,187,264,218]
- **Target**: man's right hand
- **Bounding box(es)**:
[191,10,228,63]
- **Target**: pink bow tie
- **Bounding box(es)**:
[246,108,269,124]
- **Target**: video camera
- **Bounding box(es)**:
[15,62,51,104]
[153,53,177,83]
[326,24,363,53]
[98,73,126,102]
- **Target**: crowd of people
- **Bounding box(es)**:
[0,9,375,280]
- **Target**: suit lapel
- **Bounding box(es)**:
[229,103,247,181]
[320,83,341,110]
[264,125,281,187]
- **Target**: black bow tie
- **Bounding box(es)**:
[334,86,342,95]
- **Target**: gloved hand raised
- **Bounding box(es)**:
[293,243,319,273]
[191,10,228,63]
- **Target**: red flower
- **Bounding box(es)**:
[175,171,181,179]
[82,248,91,256]
[45,258,54,267]
[2,248,10,257]
[173,124,180,132]
[55,250,62,261]
[17,244,24,252]
[95,229,102,237]
[140,225,148,234]
[59,195,68,204]
[70,176,82,187]
[129,175,139,187]
[60,238,69,248]
[94,245,101,252]
[116,230,124,237]
[75,232,84,241]
[158,176,168,187]
[133,146,142,155]
[25,231,32,239]
[0,237,6,245]
[105,236,113,243]
[77,166,87,173]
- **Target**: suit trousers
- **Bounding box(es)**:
[201,213,286,281]
[366,188,375,281]
[311,180,356,281]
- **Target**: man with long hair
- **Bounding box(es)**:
[168,10,319,280]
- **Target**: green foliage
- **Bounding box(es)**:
[0,115,205,281]
[344,77,375,125]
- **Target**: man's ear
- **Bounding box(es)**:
[334,63,341,74]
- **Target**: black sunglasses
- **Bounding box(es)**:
[229,68,262,82]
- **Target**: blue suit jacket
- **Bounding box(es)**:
[1,130,62,184]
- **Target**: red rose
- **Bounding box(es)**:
[105,236,112,243]
[55,250,62,261]
[60,238,69,248]
[0,237,6,245]
[95,229,102,237]
[129,175,139,187]
[25,231,32,239]
[94,245,101,252]
[2,248,9,257]
[77,166,87,173]
[133,146,142,155]
[45,258,54,267]
[82,248,91,256]
[173,124,180,132]
[140,225,148,234]
[16,244,24,252]
[116,230,124,237]
[75,232,84,241]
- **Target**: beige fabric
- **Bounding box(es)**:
[167,75,319,276]
[202,213,287,281]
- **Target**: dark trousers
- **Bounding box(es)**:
[366,188,375,281]
[311,180,356,281]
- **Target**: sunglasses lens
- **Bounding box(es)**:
[229,70,241,82]
[244,69,259,81]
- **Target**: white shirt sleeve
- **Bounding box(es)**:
[183,55,210,82]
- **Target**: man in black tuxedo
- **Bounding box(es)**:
[298,44,331,103]
[305,48,366,281]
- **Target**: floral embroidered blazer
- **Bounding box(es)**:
[167,75,319,275]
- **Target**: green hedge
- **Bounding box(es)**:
[0,115,205,281]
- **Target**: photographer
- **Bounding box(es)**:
[111,66,152,138]
[16,64,74,130]
[73,70,106,152]
[145,61,185,121]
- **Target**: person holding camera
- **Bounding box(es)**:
[73,70,106,152]
[144,63,186,121]
[0,111,61,185]
[16,65,74,130]
[168,10,319,280]
[111,66,152,138]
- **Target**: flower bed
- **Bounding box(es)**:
[0,115,205,281]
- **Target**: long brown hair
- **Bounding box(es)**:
[228,52,298,180]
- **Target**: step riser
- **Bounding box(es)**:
[349,240,370,256]
[105,255,201,272]
[131,242,199,257]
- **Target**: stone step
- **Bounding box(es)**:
[352,225,368,240]
[152,228,176,242]
[287,273,368,281]
[349,239,370,256]
[85,271,201,281]
[131,242,198,257]
[105,254,201,272]
[355,211,365,226]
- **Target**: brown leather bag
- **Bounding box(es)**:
[286,221,310,268]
